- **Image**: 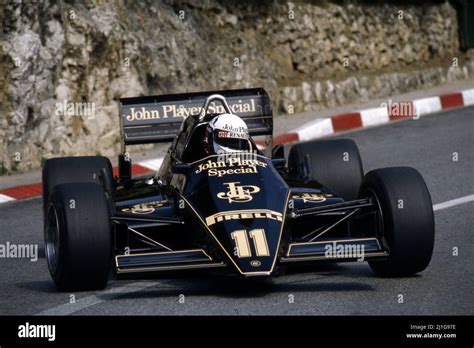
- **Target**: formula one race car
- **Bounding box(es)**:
[42,88,435,291]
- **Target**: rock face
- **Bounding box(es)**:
[0,0,472,172]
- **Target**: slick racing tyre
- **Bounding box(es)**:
[45,183,112,291]
[288,139,364,201]
[360,167,435,277]
[42,156,114,214]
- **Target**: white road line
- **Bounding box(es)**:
[413,96,442,116]
[35,281,160,316]
[296,118,334,141]
[0,194,15,203]
[360,107,389,127]
[137,157,164,171]
[461,88,474,106]
[433,194,474,211]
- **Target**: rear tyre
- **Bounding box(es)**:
[45,183,112,291]
[288,139,363,200]
[360,167,434,277]
[42,156,114,214]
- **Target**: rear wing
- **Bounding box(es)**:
[119,88,273,148]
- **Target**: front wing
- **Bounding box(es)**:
[111,198,388,275]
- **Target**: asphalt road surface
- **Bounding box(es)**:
[0,106,473,315]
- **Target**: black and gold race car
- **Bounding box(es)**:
[42,88,435,291]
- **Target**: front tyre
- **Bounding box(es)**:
[45,182,112,291]
[42,156,114,215]
[360,167,434,277]
[288,139,364,201]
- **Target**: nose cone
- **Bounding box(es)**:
[185,155,289,275]
[207,210,285,274]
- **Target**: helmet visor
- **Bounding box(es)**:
[213,129,250,151]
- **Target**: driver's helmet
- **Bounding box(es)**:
[204,113,251,154]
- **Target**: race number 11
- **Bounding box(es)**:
[231,229,270,258]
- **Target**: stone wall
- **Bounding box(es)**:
[0,0,472,172]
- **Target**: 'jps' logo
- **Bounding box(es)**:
[217,182,260,203]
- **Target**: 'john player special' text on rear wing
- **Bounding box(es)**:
[119,88,273,147]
